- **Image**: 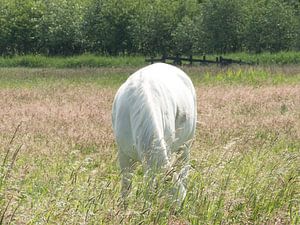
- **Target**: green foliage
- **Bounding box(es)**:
[0,1,10,54]
[37,0,87,55]
[0,0,299,55]
[0,0,43,55]
[171,16,200,55]
[201,0,245,53]
[244,0,298,53]
[131,0,182,55]
[84,0,138,55]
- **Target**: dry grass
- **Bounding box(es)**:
[1,84,299,155]
[0,67,299,224]
[197,85,300,145]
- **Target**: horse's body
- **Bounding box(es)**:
[112,63,197,200]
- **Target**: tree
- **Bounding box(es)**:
[244,0,297,53]
[131,0,182,55]
[171,16,200,55]
[171,0,203,55]
[0,0,43,55]
[84,0,138,55]
[200,0,245,53]
[37,0,87,55]
[0,0,299,55]
[0,0,10,55]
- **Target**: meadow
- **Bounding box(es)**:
[0,64,299,224]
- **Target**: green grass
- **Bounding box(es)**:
[0,68,134,88]
[0,52,299,68]
[222,51,300,65]
[0,54,145,68]
[0,65,300,89]
[190,66,300,86]
[1,121,299,224]
[203,51,300,65]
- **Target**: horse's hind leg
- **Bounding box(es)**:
[118,151,135,198]
[173,142,191,202]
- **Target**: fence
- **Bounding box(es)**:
[145,55,256,66]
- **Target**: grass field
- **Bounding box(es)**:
[0,65,299,224]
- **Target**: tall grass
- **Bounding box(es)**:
[0,52,299,68]
[0,123,23,224]
[0,54,145,68]
[222,51,300,65]
[0,67,299,223]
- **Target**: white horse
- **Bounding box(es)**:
[112,63,197,201]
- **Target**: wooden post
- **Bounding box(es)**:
[174,54,181,65]
[189,55,193,65]
[219,56,223,64]
[161,54,166,63]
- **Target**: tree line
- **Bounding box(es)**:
[0,0,299,56]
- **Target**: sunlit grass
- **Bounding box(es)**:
[0,65,299,89]
[0,66,299,224]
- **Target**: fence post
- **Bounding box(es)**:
[150,56,154,64]
[189,55,193,65]
[162,54,167,63]
[174,54,181,65]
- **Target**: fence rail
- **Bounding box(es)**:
[145,55,256,66]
